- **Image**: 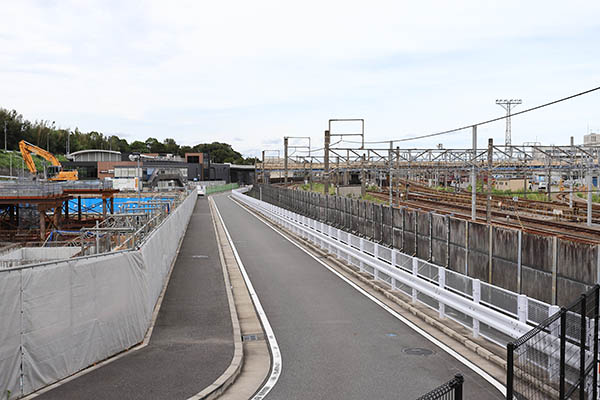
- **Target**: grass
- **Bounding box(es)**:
[576,192,600,203]
[0,150,68,174]
[362,193,387,204]
[299,182,336,195]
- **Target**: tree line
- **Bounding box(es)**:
[0,108,258,165]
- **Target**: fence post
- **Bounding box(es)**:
[579,293,587,400]
[592,286,599,400]
[439,268,446,319]
[506,342,514,400]
[455,373,464,400]
[517,294,528,324]
[391,249,397,268]
[472,279,481,338]
[560,309,567,399]
[412,257,418,303]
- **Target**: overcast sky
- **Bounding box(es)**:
[2,1,599,157]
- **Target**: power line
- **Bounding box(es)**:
[344,85,600,145]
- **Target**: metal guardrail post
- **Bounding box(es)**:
[473,279,481,338]
[517,294,528,323]
[439,268,446,319]
[412,257,418,303]
[506,342,514,400]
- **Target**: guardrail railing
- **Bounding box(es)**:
[232,188,556,345]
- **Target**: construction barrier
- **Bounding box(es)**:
[0,190,196,399]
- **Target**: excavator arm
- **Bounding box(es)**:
[19,140,61,168]
[18,140,78,181]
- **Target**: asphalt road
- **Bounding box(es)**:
[214,194,504,400]
[38,198,234,400]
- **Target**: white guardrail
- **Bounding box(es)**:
[233,188,559,346]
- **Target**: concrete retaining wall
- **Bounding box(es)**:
[253,185,598,306]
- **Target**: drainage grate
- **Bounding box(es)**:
[403,347,434,356]
[242,333,264,342]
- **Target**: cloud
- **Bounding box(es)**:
[1,1,599,157]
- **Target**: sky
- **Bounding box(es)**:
[1,0,600,157]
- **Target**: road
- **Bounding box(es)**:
[214,194,504,400]
[37,198,234,400]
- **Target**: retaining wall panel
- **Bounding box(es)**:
[521,233,552,273]
[521,266,553,304]
[556,277,591,307]
[431,237,447,266]
[417,235,430,260]
[492,227,519,264]
[404,232,416,255]
[491,259,518,292]
[449,244,466,274]
[468,222,489,253]
[467,251,489,282]
[557,240,596,284]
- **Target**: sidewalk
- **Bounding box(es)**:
[37,198,235,400]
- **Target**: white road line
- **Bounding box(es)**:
[211,197,282,400]
[229,194,506,397]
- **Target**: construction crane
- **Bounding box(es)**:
[19,140,78,181]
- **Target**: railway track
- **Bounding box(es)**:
[368,190,600,243]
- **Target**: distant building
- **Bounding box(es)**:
[584,133,600,146]
[67,149,122,162]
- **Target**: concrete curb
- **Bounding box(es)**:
[188,197,244,400]
[245,203,509,380]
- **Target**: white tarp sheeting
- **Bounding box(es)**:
[0,191,196,399]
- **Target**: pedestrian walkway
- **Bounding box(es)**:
[37,198,235,400]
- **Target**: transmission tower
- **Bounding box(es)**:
[496,99,522,147]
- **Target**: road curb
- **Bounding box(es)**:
[188,197,245,400]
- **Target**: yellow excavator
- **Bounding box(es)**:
[19,140,78,181]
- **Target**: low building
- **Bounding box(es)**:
[67,149,122,162]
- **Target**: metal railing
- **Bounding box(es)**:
[0,180,63,197]
[233,188,554,344]
[416,374,464,400]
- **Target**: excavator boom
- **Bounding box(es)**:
[18,140,78,181]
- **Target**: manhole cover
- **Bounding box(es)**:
[403,347,434,356]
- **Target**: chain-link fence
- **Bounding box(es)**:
[507,285,599,399]
[416,374,464,400]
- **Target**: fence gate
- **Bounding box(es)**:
[507,285,600,399]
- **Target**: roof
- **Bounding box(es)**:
[66,149,121,160]
[229,164,256,170]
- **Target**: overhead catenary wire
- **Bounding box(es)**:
[342,85,600,145]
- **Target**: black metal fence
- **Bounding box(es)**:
[506,285,599,399]
[416,374,464,400]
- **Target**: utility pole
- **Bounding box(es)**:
[261,150,265,184]
[283,137,288,187]
[486,138,493,224]
[471,125,477,220]
[3,121,6,151]
[324,130,330,195]
[496,99,522,150]
[389,141,393,205]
